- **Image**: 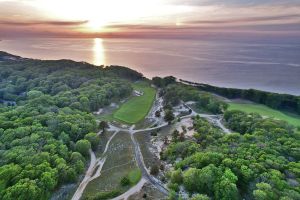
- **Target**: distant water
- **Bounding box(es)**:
[1,38,300,95]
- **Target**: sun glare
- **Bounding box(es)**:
[26,0,193,32]
[87,20,106,31]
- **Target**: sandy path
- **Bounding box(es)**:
[130,134,169,195]
[71,131,119,200]
[182,103,232,134]
[72,93,231,200]
[215,118,231,134]
[71,150,97,200]
[111,178,147,200]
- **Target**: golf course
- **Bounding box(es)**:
[113,82,156,124]
[228,102,300,127]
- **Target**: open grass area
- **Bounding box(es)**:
[113,82,156,124]
[228,102,300,127]
[82,132,137,199]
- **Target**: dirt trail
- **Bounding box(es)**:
[111,98,232,200]
[72,92,232,200]
[111,178,147,200]
[182,103,231,134]
[71,131,119,200]
[71,150,97,200]
[130,134,169,195]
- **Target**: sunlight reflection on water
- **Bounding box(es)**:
[93,38,105,66]
[0,38,299,94]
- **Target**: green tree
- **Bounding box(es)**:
[172,129,179,142]
[84,132,100,150]
[171,169,183,184]
[75,139,91,157]
[191,194,210,200]
[99,121,109,132]
[253,182,276,200]
[164,110,175,124]
[2,179,42,200]
[79,96,90,111]
[214,169,238,200]
[40,171,57,190]
[27,90,44,99]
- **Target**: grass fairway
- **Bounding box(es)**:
[228,103,300,127]
[114,82,156,124]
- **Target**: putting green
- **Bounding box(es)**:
[113,82,156,124]
[228,102,300,127]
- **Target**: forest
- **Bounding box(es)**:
[0,53,299,200]
[157,80,300,200]
[0,52,143,200]
[153,77,228,115]
[180,79,300,115]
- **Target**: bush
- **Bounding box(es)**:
[120,176,130,186]
[128,169,142,185]
[168,182,179,192]
[150,131,158,136]
[167,190,177,200]
[171,169,183,184]
[191,194,210,200]
[150,164,160,176]
[164,110,175,123]
[155,110,161,117]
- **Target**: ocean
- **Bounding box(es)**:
[1,37,299,95]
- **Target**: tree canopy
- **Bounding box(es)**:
[0,54,143,199]
[163,112,300,199]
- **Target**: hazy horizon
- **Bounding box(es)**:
[0,0,299,39]
[1,37,299,95]
[1,0,300,94]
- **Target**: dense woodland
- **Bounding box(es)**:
[157,80,300,200]
[0,53,299,200]
[163,113,300,199]
[180,79,300,115]
[153,76,228,114]
[0,52,142,200]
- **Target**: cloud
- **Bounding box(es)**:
[0,0,299,39]
[168,0,300,7]
[0,20,88,26]
[187,14,300,25]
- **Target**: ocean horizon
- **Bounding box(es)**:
[1,37,300,95]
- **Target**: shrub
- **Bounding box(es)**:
[120,176,130,186]
[150,164,160,176]
[151,131,158,136]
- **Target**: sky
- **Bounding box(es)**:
[0,0,299,39]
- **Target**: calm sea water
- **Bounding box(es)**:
[1,38,299,95]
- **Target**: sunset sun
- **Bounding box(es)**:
[19,0,194,33]
[87,20,107,31]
